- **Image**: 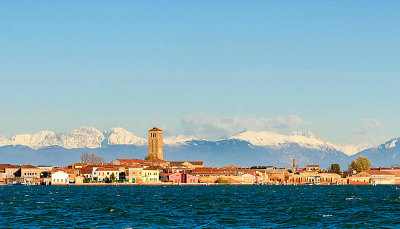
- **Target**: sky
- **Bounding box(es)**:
[1,1,399,146]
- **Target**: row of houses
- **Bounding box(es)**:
[3,160,400,185]
[0,159,205,185]
[0,164,49,185]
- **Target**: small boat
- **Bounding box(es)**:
[11,183,27,186]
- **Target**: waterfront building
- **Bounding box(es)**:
[19,165,40,185]
[4,164,19,179]
[348,171,371,185]
[267,170,287,185]
[52,171,70,184]
[142,168,160,183]
[63,168,78,183]
[318,173,341,184]
[365,171,395,185]
[372,167,400,184]
[184,173,199,184]
[75,176,84,184]
[97,167,120,182]
[148,127,163,160]
[91,167,99,182]
[165,172,199,184]
[79,167,94,179]
[0,166,6,185]
[190,167,258,184]
[127,166,144,184]
[168,173,181,184]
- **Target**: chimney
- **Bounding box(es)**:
[293,159,296,168]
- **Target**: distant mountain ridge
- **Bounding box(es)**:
[229,130,366,156]
[1,126,399,168]
[0,127,365,155]
[0,126,146,149]
[352,138,400,167]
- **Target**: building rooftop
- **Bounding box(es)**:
[79,167,94,174]
[0,164,12,169]
[97,167,120,171]
[149,127,162,131]
[22,165,38,169]
[116,159,145,164]
[143,168,159,171]
[365,170,395,176]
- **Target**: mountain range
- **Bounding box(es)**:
[1,126,399,168]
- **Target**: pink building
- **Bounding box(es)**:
[168,173,199,184]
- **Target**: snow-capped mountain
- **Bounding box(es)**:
[229,130,365,156]
[163,135,199,146]
[381,138,399,149]
[353,138,400,167]
[1,127,394,168]
[0,126,146,149]
[102,127,146,146]
[0,127,206,149]
[0,135,10,146]
[0,127,366,155]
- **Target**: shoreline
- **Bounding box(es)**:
[3,183,383,186]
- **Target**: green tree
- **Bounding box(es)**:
[144,154,154,160]
[110,173,116,181]
[350,156,371,173]
[329,164,341,175]
[215,177,229,184]
[83,178,91,183]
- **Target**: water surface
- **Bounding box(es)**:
[1,185,400,228]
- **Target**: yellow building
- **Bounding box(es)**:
[142,168,159,183]
[75,175,84,184]
[148,127,163,160]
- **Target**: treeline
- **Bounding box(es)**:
[80,153,105,164]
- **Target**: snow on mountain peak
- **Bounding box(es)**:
[54,126,104,149]
[0,126,146,149]
[230,130,324,148]
[382,138,399,149]
[291,130,316,139]
[229,130,366,156]
[103,127,147,146]
[0,135,10,146]
[164,135,199,146]
[0,127,375,156]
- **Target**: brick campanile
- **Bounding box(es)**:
[148,127,163,160]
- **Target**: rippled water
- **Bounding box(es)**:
[1,185,400,228]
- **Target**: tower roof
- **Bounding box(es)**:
[149,127,162,132]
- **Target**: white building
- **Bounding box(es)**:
[51,171,69,184]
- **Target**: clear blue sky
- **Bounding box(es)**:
[1,1,399,145]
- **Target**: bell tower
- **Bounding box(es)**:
[148,127,163,160]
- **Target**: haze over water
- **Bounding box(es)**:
[1,185,400,228]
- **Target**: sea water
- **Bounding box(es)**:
[1,185,400,228]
